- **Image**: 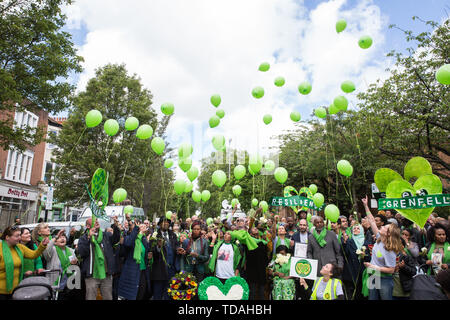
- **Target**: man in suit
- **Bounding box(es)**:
[307,216,344,276]
[292,219,310,245]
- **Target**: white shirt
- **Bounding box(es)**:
[215,243,234,279]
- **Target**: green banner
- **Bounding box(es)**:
[270,196,324,211]
[378,194,450,210]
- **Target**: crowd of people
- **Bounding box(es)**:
[0,196,449,301]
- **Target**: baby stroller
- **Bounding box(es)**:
[12,269,62,300]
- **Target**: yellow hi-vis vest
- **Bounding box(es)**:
[310,277,341,300]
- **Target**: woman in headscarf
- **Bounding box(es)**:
[268,245,295,300]
[178,221,209,283]
[341,224,366,300]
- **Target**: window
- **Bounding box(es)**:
[4,149,34,184]
[14,110,38,130]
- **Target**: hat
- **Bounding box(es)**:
[387,218,398,226]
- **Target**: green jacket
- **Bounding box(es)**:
[208,240,242,274]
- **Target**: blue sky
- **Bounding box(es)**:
[59,0,449,180]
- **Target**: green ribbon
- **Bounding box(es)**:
[313,228,327,248]
[90,229,106,279]
[378,194,450,210]
[1,240,24,293]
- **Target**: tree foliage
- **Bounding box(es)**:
[50,64,173,217]
[0,0,83,151]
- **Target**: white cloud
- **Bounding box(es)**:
[65,0,391,180]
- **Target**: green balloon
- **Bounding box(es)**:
[113,188,127,203]
[124,117,139,131]
[274,77,285,87]
[314,107,327,119]
[252,198,258,207]
[104,119,119,136]
[151,137,165,155]
[290,111,301,122]
[85,109,102,128]
[212,134,225,151]
[201,190,211,202]
[124,205,134,214]
[136,124,153,140]
[174,179,186,195]
[333,95,348,111]
[179,157,192,172]
[336,19,347,33]
[264,160,275,172]
[328,103,340,115]
[259,201,269,213]
[161,102,175,116]
[184,181,193,193]
[231,198,239,207]
[187,166,199,182]
[212,170,227,188]
[178,143,193,159]
[211,94,221,107]
[341,80,355,93]
[234,165,246,180]
[206,218,213,226]
[306,213,312,222]
[436,64,450,85]
[274,167,288,184]
[313,192,324,208]
[248,165,256,176]
[249,154,263,174]
[164,159,174,168]
[216,109,225,119]
[166,211,173,219]
[337,160,353,177]
[209,115,220,128]
[298,81,312,95]
[263,114,272,125]
[252,86,265,99]
[325,204,340,222]
[358,36,373,49]
[232,185,242,196]
[192,190,202,203]
[258,62,270,72]
[309,184,318,195]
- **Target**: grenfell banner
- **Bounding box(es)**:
[378,194,450,210]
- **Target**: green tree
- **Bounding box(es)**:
[50,64,173,217]
[0,0,83,151]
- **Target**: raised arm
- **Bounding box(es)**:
[362,195,379,236]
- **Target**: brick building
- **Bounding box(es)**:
[0,107,48,229]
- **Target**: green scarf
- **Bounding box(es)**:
[133,233,144,265]
[90,229,106,279]
[313,228,327,248]
[1,240,24,293]
[55,245,71,275]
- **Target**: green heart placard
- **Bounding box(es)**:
[198,276,249,300]
[284,186,313,212]
[374,157,443,228]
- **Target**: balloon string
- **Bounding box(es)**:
[121,134,138,187]
[327,116,338,203]
[325,129,330,199]
[139,153,153,208]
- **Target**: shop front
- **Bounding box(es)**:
[0,182,38,229]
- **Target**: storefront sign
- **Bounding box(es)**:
[0,185,37,201]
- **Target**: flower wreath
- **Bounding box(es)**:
[167,271,198,300]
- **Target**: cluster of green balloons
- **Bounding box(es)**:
[192,190,211,203]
